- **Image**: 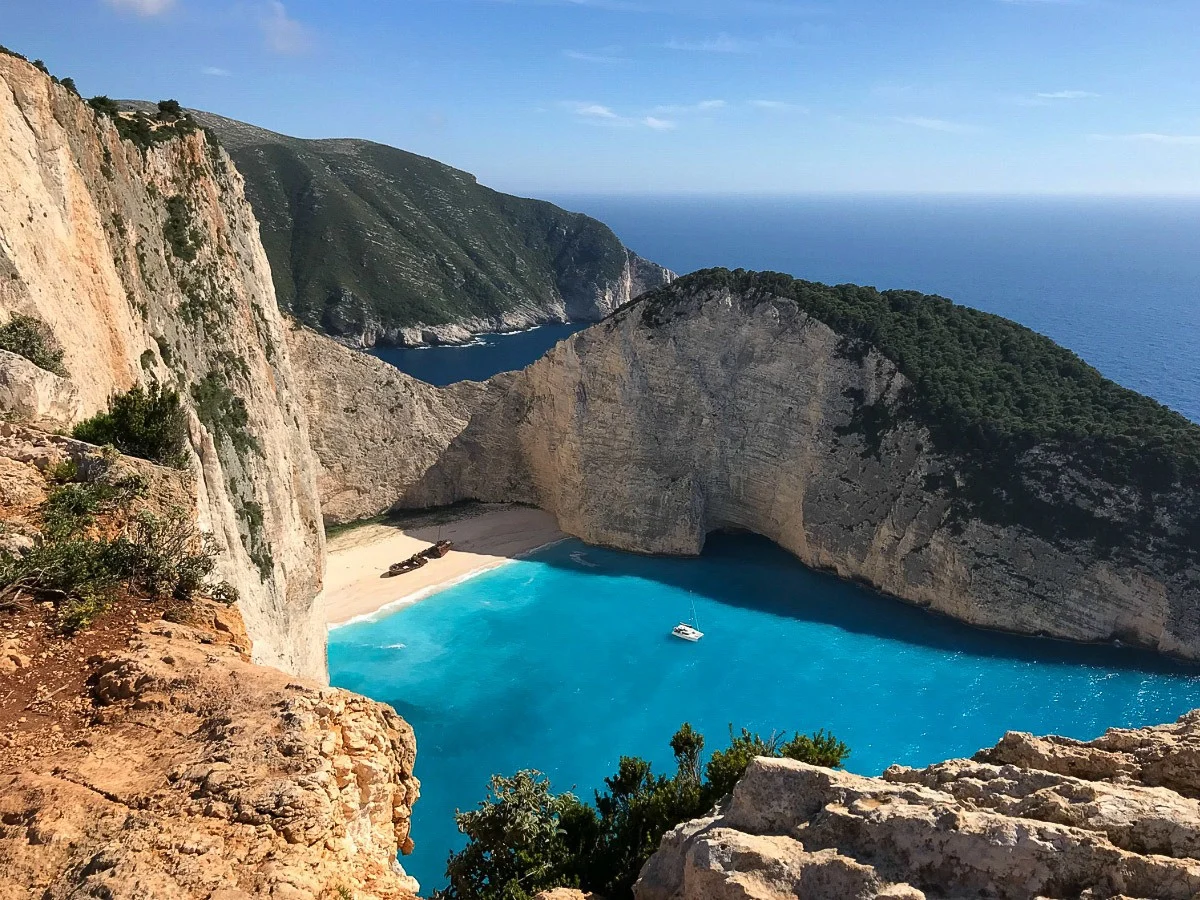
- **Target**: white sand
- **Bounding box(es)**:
[322,504,565,627]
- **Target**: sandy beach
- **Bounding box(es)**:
[321,504,565,626]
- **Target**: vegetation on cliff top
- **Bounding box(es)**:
[0,314,67,375]
[73,383,190,470]
[88,96,200,152]
[636,269,1200,560]
[0,453,233,631]
[190,109,639,338]
[441,723,848,900]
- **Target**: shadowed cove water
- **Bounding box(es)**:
[328,536,1200,892]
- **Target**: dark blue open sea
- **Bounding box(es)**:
[343,196,1200,892]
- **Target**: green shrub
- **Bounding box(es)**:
[163,195,199,261]
[60,77,79,96]
[156,99,183,122]
[0,461,221,631]
[441,723,849,900]
[0,314,66,375]
[73,383,190,469]
[192,372,259,457]
[88,95,121,117]
[443,771,586,900]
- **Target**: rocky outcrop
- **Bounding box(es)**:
[315,246,674,349]
[636,712,1200,900]
[0,55,325,679]
[0,349,82,429]
[286,325,486,524]
[363,280,1198,661]
[0,611,421,900]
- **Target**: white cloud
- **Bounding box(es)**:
[574,103,622,120]
[892,116,983,134]
[104,0,174,15]
[201,66,232,77]
[665,34,752,53]
[261,1,312,55]
[1090,132,1200,145]
[565,102,677,131]
[643,116,677,131]
[563,49,626,63]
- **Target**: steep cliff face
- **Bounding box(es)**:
[294,273,1199,660]
[0,55,326,678]
[286,324,485,524]
[636,712,1200,900]
[177,108,674,347]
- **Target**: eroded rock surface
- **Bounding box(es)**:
[0,613,421,900]
[286,325,485,524]
[0,55,325,679]
[637,712,1200,900]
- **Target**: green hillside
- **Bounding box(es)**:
[118,105,672,340]
[180,110,663,341]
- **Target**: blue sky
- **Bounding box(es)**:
[6,0,1200,194]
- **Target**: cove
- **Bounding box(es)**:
[328,534,1200,893]
[370,323,587,387]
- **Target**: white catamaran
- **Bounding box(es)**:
[672,598,704,642]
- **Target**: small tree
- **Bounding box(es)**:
[441,771,583,900]
[447,724,850,900]
[88,95,121,117]
[73,382,190,469]
[156,99,183,121]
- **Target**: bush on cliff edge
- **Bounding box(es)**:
[73,382,190,469]
[440,723,849,900]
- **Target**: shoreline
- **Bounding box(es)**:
[321,504,566,628]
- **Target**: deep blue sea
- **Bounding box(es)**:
[340,196,1200,892]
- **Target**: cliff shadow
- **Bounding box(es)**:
[524,529,1200,677]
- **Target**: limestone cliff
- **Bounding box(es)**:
[636,712,1200,900]
[287,324,485,524]
[0,54,326,678]
[297,273,1200,660]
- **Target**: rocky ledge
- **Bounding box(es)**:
[637,711,1200,900]
[0,611,421,900]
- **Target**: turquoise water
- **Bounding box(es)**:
[328,534,1200,892]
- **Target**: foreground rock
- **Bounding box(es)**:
[637,712,1200,900]
[0,611,421,900]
